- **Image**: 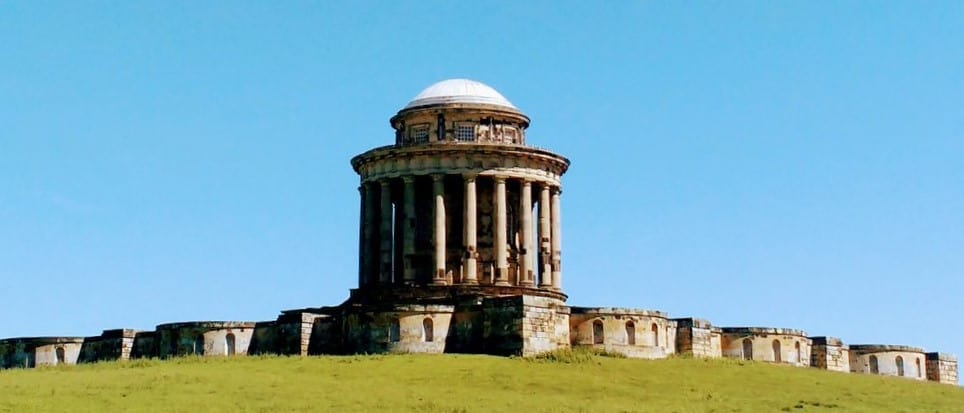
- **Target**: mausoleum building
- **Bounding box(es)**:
[0,79,957,385]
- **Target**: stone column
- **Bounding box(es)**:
[519,180,534,286]
[462,174,478,284]
[357,185,366,286]
[551,187,562,290]
[362,182,377,286]
[493,176,509,286]
[432,174,447,285]
[401,176,416,284]
[538,184,553,288]
[379,179,393,284]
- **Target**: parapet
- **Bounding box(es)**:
[720,327,808,337]
[0,336,86,345]
[96,329,139,339]
[926,352,957,362]
[672,318,713,329]
[809,336,846,347]
[155,321,258,330]
[849,344,925,355]
[570,307,669,318]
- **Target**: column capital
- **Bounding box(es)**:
[461,173,478,181]
[431,173,446,182]
[493,175,507,184]
[379,179,391,187]
[401,176,415,184]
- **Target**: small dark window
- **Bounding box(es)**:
[772,340,782,363]
[55,347,66,364]
[742,338,753,360]
[896,355,905,377]
[869,355,879,374]
[916,358,922,378]
[412,125,429,144]
[625,321,636,345]
[651,323,660,347]
[592,320,604,344]
[422,318,434,342]
[456,124,475,142]
[794,341,801,363]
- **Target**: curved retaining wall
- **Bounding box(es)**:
[0,337,84,368]
[849,345,927,380]
[721,327,811,366]
[569,307,676,359]
[155,321,261,358]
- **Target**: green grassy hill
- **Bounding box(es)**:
[0,352,961,412]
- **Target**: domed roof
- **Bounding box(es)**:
[403,79,517,110]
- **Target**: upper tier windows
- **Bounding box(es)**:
[402,120,525,146]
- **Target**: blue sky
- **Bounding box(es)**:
[2,2,962,361]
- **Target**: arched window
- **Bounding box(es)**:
[742,338,753,360]
[896,355,905,377]
[869,355,879,374]
[194,336,205,356]
[916,358,922,378]
[625,321,636,345]
[225,333,236,356]
[422,318,434,342]
[389,319,401,343]
[55,347,65,364]
[651,323,660,347]
[794,341,802,364]
[772,340,782,363]
[592,320,604,344]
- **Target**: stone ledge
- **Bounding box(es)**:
[0,337,85,346]
[720,327,808,337]
[809,336,845,346]
[155,321,260,330]
[849,344,925,354]
[571,307,669,318]
[926,352,957,362]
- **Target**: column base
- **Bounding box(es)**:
[519,270,535,287]
[493,267,510,286]
[431,269,448,286]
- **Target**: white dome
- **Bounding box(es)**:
[403,79,516,110]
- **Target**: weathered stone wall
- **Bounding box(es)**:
[35,341,83,366]
[809,337,850,373]
[276,310,328,356]
[0,337,84,368]
[79,329,138,363]
[482,296,524,355]
[570,307,674,359]
[673,318,722,358]
[341,305,455,354]
[307,315,339,355]
[721,328,811,366]
[520,296,570,356]
[131,331,156,359]
[925,352,958,385]
[849,345,926,380]
[156,322,258,358]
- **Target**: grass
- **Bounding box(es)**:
[0,351,961,412]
